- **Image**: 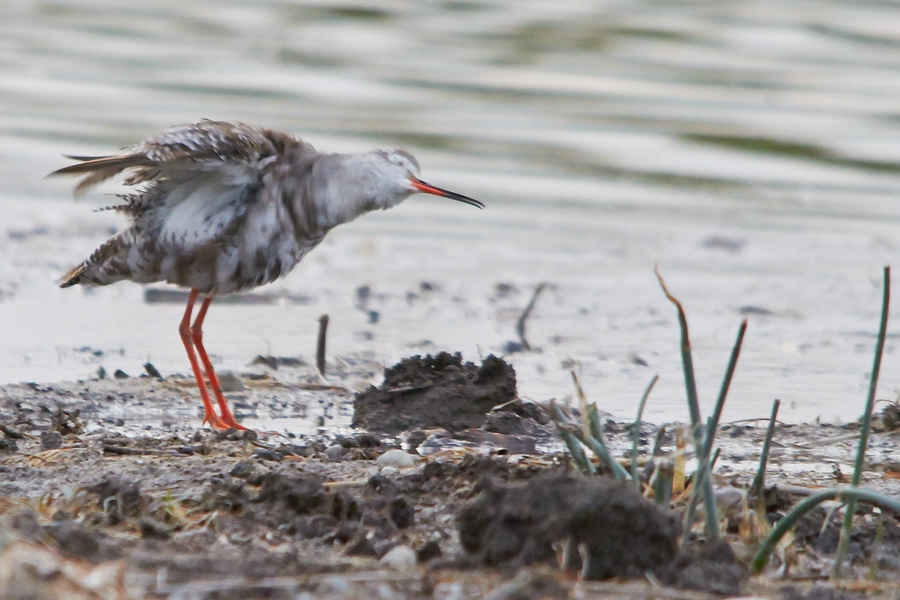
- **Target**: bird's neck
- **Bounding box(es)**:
[306,153,400,230]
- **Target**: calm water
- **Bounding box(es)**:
[3,0,900,424]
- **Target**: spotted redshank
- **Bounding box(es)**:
[51,120,483,431]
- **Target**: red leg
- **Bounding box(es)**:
[191,295,248,431]
[179,290,228,431]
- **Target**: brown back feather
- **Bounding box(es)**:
[48,154,153,197]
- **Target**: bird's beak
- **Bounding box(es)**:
[409,178,484,209]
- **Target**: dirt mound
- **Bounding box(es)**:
[352,352,516,434]
[458,474,679,579]
[662,539,746,595]
[793,504,900,564]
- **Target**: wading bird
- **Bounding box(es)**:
[52,120,483,431]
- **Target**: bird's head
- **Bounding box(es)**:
[366,148,484,211]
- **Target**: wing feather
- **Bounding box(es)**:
[47,119,294,197]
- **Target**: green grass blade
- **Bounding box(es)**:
[833,265,891,578]
[549,400,596,476]
[751,399,781,497]
[632,375,659,492]
[704,319,747,457]
[752,486,900,574]
[655,267,719,544]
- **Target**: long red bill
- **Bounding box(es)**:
[410,179,484,209]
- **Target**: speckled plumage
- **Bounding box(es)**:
[56,120,422,295]
[52,119,482,430]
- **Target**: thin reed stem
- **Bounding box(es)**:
[682,320,748,540]
[655,267,719,544]
[632,375,658,492]
[752,486,900,574]
[751,399,780,497]
[833,266,891,578]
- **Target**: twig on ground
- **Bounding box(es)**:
[316,314,329,377]
[516,283,547,351]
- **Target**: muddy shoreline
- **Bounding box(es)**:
[3,357,900,599]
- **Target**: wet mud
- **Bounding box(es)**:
[352,352,516,434]
[3,361,900,598]
[459,474,679,576]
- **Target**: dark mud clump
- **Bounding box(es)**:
[793,505,900,565]
[353,352,516,434]
[661,539,747,595]
[89,477,146,524]
[458,474,679,579]
[256,472,326,514]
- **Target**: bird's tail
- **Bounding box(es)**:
[58,230,138,288]
[59,263,86,288]
[48,154,152,197]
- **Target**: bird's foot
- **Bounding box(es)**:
[201,413,244,432]
[217,414,249,431]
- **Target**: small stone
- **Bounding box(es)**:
[139,517,171,540]
[252,448,282,462]
[406,430,427,450]
[376,449,416,468]
[217,371,246,392]
[230,460,255,478]
[325,444,345,460]
[345,536,377,557]
[143,362,162,378]
[416,540,442,563]
[715,487,745,516]
[41,431,63,450]
[379,466,398,477]
[379,545,416,570]
[390,497,414,528]
[114,369,129,379]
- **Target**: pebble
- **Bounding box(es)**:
[714,487,745,515]
[379,545,417,570]
[217,371,246,392]
[143,362,162,378]
[230,461,256,477]
[252,448,282,462]
[376,449,416,468]
[379,466,398,477]
[40,431,62,451]
[416,540,442,564]
[325,444,345,460]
